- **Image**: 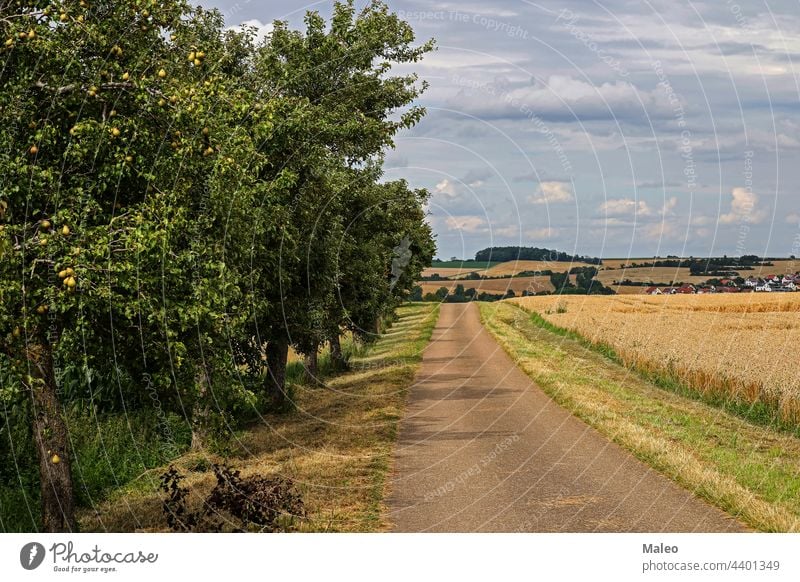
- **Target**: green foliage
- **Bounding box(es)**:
[474,246,602,264]
[0,408,191,532]
[0,0,435,530]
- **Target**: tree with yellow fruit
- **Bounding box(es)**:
[0,0,435,535]
[0,0,261,533]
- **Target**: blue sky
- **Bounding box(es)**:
[202,0,800,260]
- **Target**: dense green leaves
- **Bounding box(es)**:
[1,0,434,531]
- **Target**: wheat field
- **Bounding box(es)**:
[419,276,554,296]
[508,294,800,423]
[422,259,595,280]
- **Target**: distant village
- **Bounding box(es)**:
[642,274,800,295]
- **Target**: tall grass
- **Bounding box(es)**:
[1,409,191,532]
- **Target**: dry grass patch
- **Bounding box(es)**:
[79,303,439,532]
[479,301,800,532]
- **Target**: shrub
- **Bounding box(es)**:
[160,464,305,532]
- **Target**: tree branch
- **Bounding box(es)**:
[32,80,165,99]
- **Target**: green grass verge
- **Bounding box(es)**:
[479,301,800,532]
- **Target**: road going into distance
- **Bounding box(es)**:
[388,303,744,532]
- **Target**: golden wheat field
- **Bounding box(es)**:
[419,276,554,296]
[508,293,800,423]
[600,258,800,276]
[478,260,595,278]
[594,266,710,286]
[421,266,482,278]
[422,260,595,280]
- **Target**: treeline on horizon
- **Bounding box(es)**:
[0,0,434,532]
[472,246,603,265]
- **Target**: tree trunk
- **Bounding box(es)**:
[329,334,347,372]
[266,339,289,408]
[303,345,319,385]
[26,342,76,532]
[190,368,211,451]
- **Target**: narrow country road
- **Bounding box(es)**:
[388,303,744,532]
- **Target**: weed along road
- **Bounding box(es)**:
[388,303,744,532]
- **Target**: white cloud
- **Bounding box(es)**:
[229,19,274,44]
[599,198,653,217]
[642,220,683,241]
[495,224,520,237]
[434,179,459,198]
[444,215,486,233]
[786,213,800,226]
[525,227,560,240]
[598,196,676,218]
[691,215,713,226]
[529,181,574,205]
[452,75,676,121]
[661,196,678,216]
[719,187,768,225]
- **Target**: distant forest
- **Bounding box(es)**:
[474,246,603,265]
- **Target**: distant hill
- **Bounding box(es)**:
[474,246,603,265]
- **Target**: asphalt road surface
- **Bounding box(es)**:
[388,303,744,532]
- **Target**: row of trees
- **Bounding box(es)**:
[474,246,603,265]
[0,0,434,531]
[550,268,614,295]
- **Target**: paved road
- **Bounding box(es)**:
[388,303,744,532]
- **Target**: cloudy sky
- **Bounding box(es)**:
[204,0,800,260]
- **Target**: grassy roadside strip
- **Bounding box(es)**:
[79,302,440,532]
[479,301,800,532]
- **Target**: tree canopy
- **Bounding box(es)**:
[0,0,434,531]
